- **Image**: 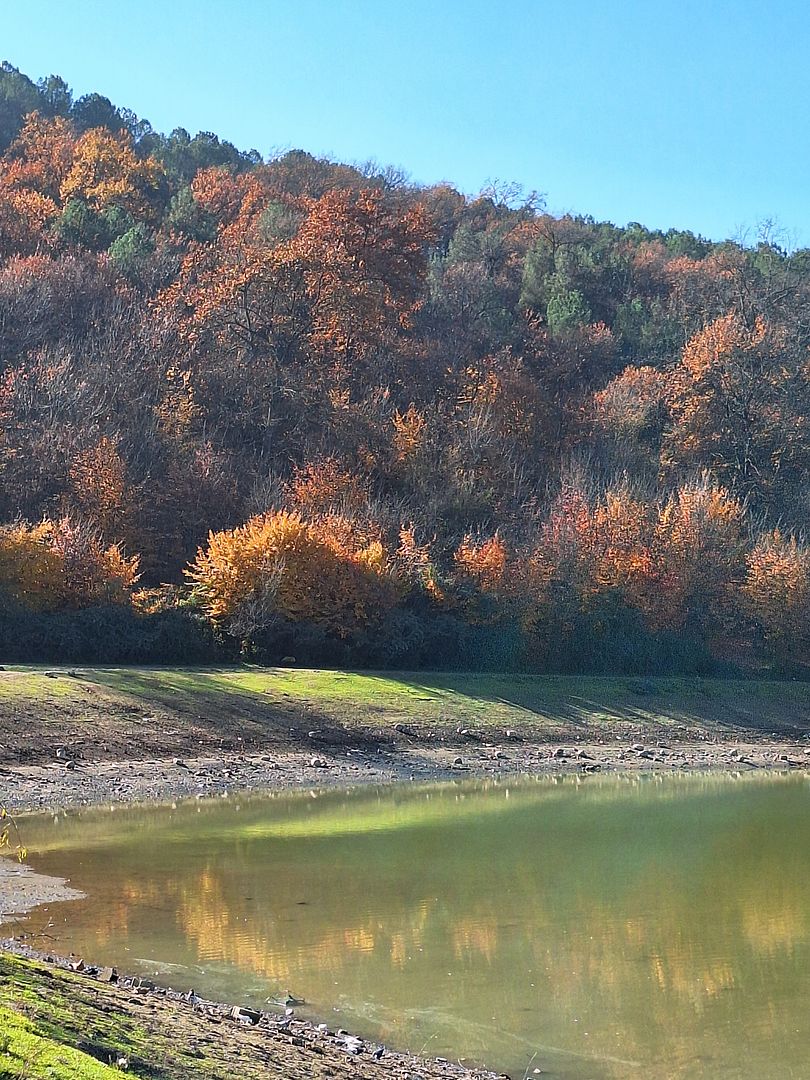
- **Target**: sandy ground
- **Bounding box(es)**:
[0,858,84,919]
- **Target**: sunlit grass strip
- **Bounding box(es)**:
[0,1005,121,1079]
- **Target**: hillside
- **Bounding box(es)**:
[1,62,809,672]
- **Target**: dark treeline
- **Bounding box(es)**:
[1,61,808,673]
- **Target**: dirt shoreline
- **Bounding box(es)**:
[0,858,84,920]
[2,736,809,815]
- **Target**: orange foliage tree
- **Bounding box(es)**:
[284,188,433,357]
[186,509,401,641]
[451,533,513,624]
[67,436,134,542]
[742,530,810,663]
[0,112,76,256]
[5,112,76,201]
[0,517,139,611]
[650,478,745,633]
[162,186,432,363]
[663,313,810,506]
[526,479,656,629]
[283,457,369,517]
[0,186,58,257]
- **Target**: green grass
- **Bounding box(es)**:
[2,666,810,759]
[0,1005,122,1078]
[0,955,141,1079]
[67,667,810,734]
[0,952,260,1080]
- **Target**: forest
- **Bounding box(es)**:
[0,61,808,673]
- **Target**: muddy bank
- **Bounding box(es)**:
[0,858,84,922]
[1,737,809,814]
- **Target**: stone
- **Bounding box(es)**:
[309,756,328,768]
[230,1005,261,1025]
[97,966,117,983]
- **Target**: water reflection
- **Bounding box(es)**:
[12,773,810,1079]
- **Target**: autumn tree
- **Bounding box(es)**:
[742,530,810,665]
[662,313,810,513]
[282,187,433,358]
[4,111,76,200]
[0,517,139,611]
[186,510,400,642]
[60,127,166,218]
[650,478,746,635]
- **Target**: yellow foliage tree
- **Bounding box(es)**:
[60,127,165,218]
[5,112,76,201]
[68,436,133,541]
[0,518,139,611]
[0,186,58,257]
[186,510,400,640]
[0,522,63,610]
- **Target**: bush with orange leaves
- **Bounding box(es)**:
[186,509,401,641]
[742,530,810,663]
[524,475,745,641]
[0,517,139,611]
[450,533,515,625]
[651,478,745,634]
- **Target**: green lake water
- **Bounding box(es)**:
[9,773,810,1079]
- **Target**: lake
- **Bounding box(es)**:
[9,773,810,1079]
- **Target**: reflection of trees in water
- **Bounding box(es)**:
[22,775,810,1078]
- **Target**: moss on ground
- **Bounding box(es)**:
[0,951,261,1079]
[0,955,143,1078]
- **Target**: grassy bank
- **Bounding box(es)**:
[0,950,498,1080]
[1,665,809,766]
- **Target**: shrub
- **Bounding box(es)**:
[186,509,401,643]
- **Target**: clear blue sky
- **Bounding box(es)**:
[5,0,810,244]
